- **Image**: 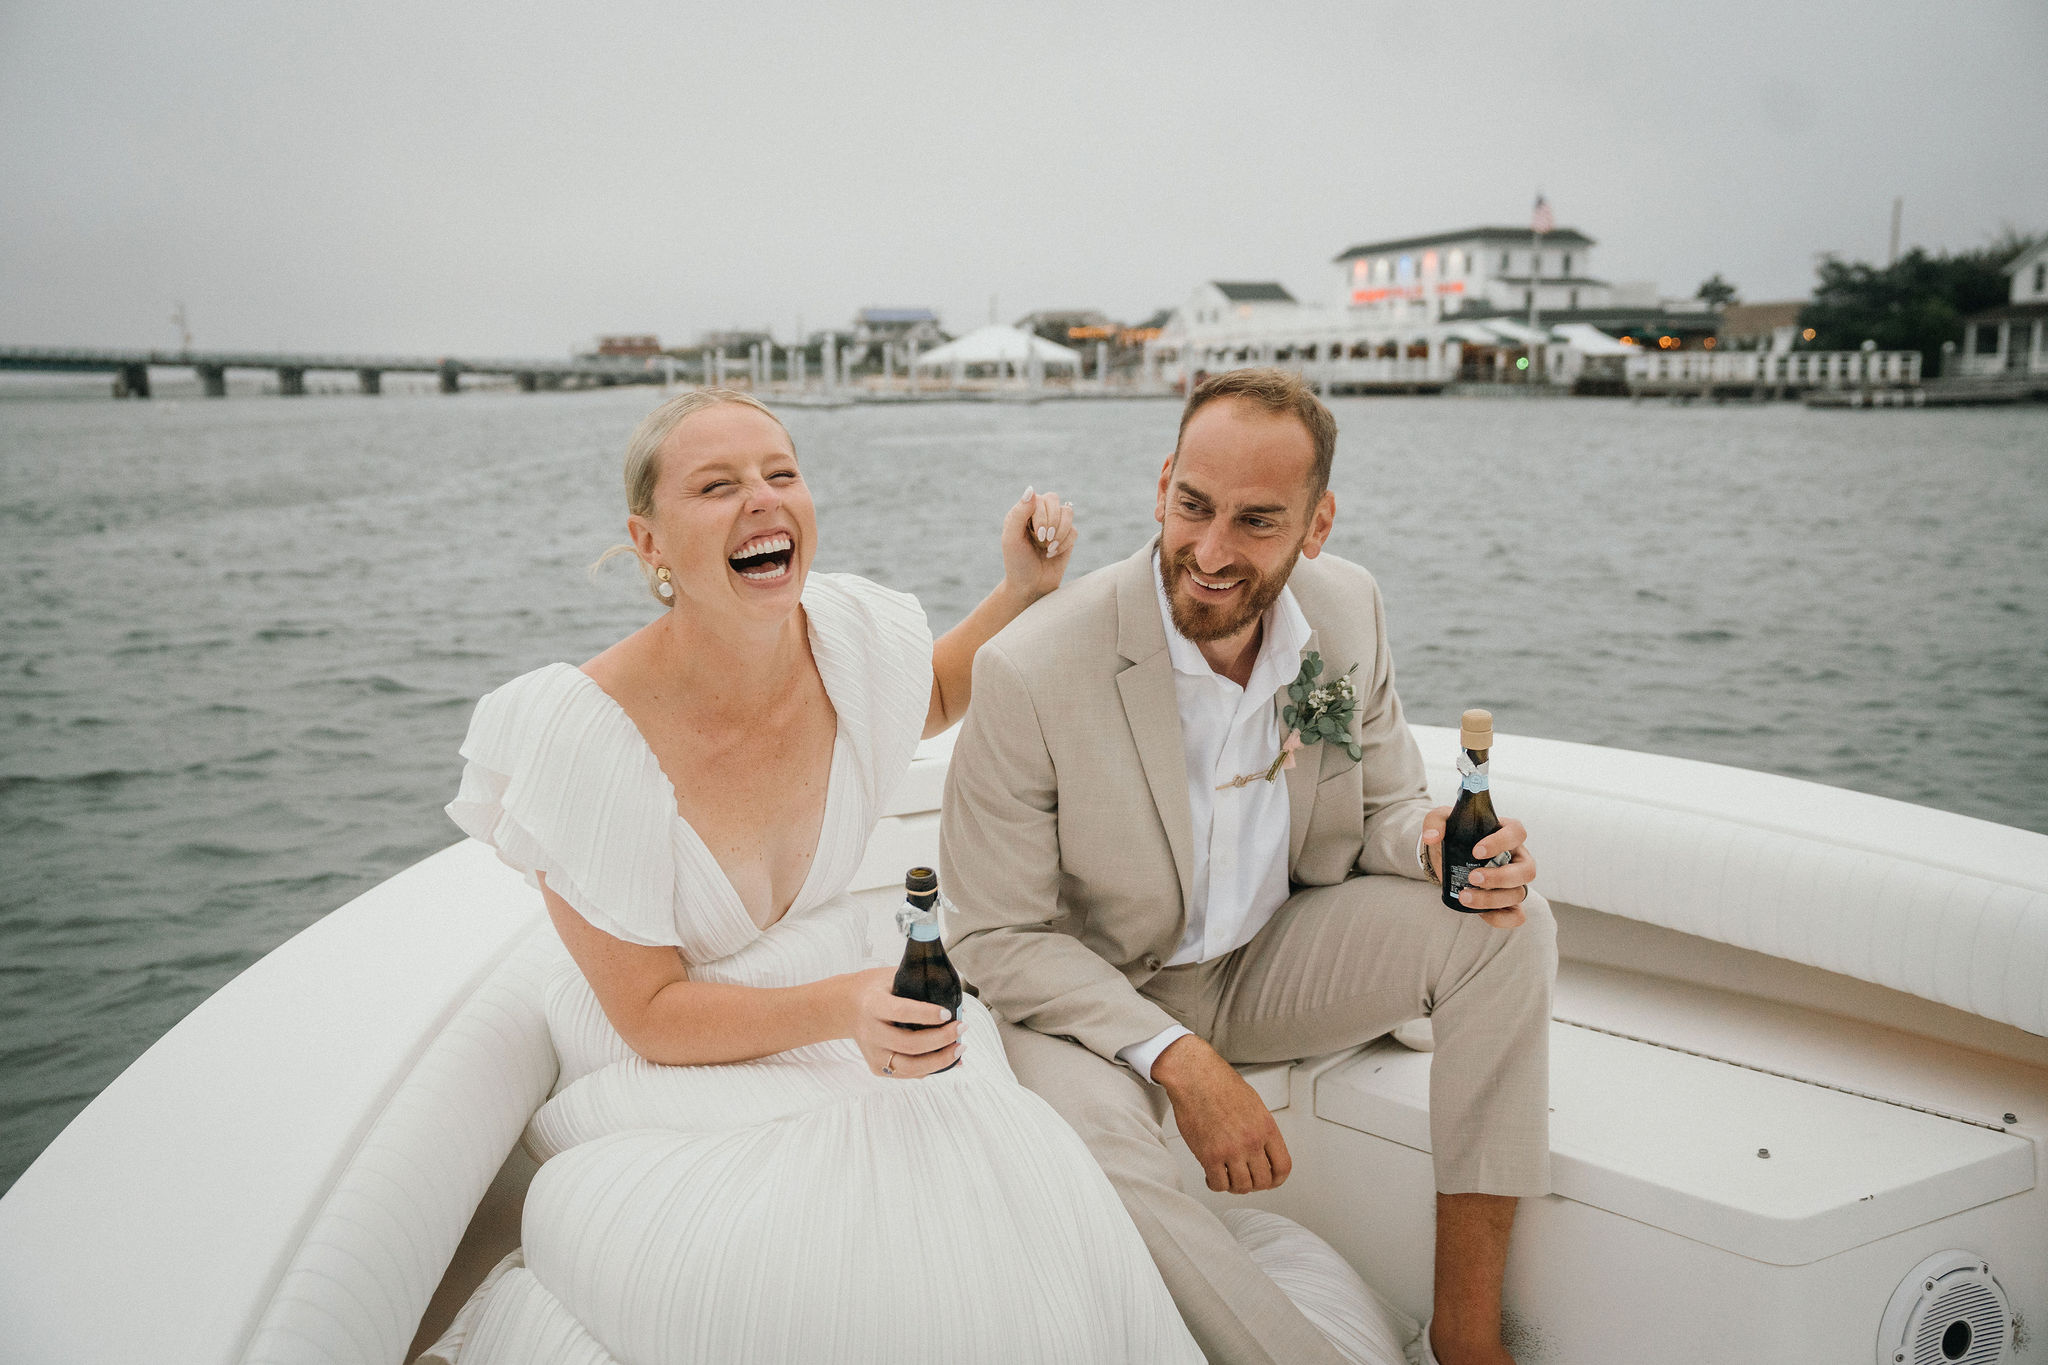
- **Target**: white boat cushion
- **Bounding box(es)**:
[241,928,558,1365]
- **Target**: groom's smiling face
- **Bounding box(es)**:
[1154,397,1336,651]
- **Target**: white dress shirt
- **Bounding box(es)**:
[1118,554,1311,1082]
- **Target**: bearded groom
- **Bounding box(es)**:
[939,369,1555,1365]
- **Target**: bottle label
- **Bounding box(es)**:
[907,921,940,942]
[1457,750,1490,793]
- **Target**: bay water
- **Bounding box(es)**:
[3,388,2044,1193]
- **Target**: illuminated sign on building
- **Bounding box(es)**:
[1349,281,1465,306]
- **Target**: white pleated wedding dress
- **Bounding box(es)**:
[437,573,1203,1365]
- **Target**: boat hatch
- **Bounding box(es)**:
[1313,1022,2035,1267]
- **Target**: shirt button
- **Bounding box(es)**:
[1144,954,1162,971]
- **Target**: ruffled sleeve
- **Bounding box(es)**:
[446,664,685,948]
[801,573,933,819]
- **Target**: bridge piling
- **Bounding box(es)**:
[357,369,382,395]
[438,364,461,395]
[114,364,150,398]
[197,365,227,397]
[516,372,537,393]
[277,367,306,397]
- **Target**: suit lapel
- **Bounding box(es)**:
[1284,625,1320,868]
[1114,546,1196,914]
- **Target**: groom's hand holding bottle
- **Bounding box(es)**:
[1151,1034,1292,1195]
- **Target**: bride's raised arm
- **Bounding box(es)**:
[924,486,1075,738]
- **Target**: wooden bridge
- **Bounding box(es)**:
[0,345,687,397]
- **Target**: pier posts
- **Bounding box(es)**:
[197,364,227,398]
[438,363,461,395]
[357,369,382,395]
[113,363,150,398]
[277,367,306,397]
[515,372,537,393]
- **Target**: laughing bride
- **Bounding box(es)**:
[431,390,1202,1363]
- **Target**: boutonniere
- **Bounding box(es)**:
[1217,651,1364,790]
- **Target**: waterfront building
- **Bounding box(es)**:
[1954,238,2048,379]
[1016,308,1171,381]
[848,308,948,377]
[1152,225,1717,392]
[1335,227,1603,325]
[852,308,947,351]
[1717,301,1807,352]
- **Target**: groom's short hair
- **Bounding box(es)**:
[1174,368,1338,503]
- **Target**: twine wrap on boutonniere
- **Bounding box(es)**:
[1217,651,1363,790]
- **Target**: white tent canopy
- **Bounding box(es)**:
[913,324,1082,371]
[1551,323,1631,356]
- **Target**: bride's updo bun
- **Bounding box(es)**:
[595,388,795,603]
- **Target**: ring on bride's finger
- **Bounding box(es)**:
[882,1052,896,1076]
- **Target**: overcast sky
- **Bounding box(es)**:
[3,0,2044,357]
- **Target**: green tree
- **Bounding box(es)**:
[1696,273,1738,308]
[1799,234,2028,375]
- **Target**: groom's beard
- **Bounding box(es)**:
[1162,540,1303,643]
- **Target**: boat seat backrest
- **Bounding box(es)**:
[1423,727,2048,1038]
[241,925,559,1365]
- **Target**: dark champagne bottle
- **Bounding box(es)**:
[1441,709,1511,913]
[892,866,963,1071]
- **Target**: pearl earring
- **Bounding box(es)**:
[656,566,674,600]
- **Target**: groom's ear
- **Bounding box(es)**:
[1153,454,1176,526]
[1299,489,1337,559]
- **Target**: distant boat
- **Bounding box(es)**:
[1,726,2042,1364]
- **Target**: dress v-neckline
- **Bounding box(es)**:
[557,607,849,940]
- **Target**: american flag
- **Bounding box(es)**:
[1531,195,1554,235]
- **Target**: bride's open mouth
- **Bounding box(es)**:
[729,533,795,582]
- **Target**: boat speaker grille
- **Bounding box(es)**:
[1878,1250,2011,1365]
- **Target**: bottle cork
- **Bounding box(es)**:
[1460,709,1494,751]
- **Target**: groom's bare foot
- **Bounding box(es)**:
[1428,1320,1517,1365]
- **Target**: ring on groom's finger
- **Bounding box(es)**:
[882,1052,896,1076]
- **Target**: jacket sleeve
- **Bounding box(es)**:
[1352,576,1434,879]
[939,641,1184,1064]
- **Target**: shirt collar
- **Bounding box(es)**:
[1152,550,1311,691]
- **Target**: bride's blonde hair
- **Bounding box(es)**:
[594,388,795,603]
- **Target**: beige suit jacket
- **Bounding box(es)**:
[940,539,1434,1065]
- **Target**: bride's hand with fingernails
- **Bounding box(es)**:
[1000,485,1077,606]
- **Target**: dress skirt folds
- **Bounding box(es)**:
[435,574,1202,1365]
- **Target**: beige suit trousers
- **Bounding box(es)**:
[999,873,1556,1365]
